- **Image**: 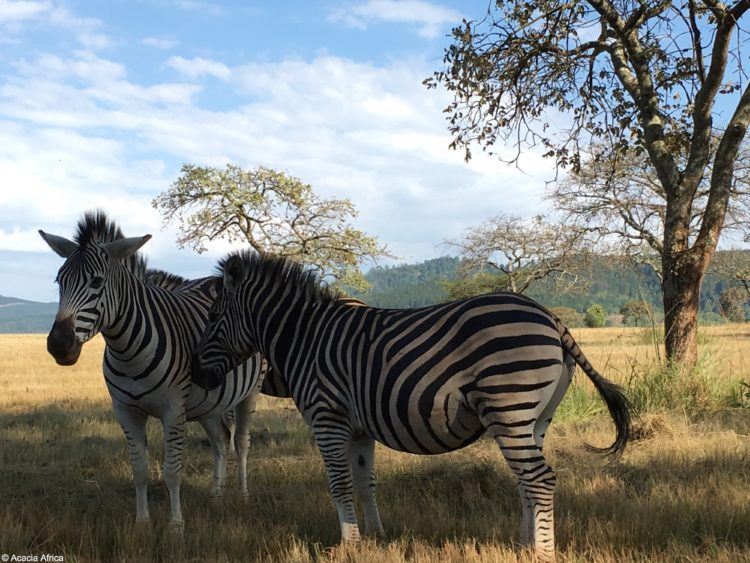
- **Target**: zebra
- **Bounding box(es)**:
[190,251,633,561]
[145,268,243,453]
[39,211,271,529]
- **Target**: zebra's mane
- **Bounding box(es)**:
[73,209,149,279]
[217,250,341,304]
[145,269,189,290]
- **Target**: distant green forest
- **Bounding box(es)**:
[352,255,744,324]
[1,253,746,333]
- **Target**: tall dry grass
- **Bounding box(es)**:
[0,330,748,562]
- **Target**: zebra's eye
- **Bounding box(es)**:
[90,276,104,289]
[208,311,220,323]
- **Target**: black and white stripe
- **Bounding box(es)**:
[40,211,269,528]
[192,251,632,560]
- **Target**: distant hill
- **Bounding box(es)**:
[353,257,460,308]
[0,295,57,333]
[1,252,744,332]
[354,255,742,323]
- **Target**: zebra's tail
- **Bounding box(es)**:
[558,323,633,456]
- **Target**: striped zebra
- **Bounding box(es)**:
[191,251,633,560]
[39,211,270,529]
[145,269,244,453]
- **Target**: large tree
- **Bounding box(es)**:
[153,164,390,291]
[428,1,750,367]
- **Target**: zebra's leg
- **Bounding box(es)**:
[479,409,557,561]
[234,385,259,498]
[161,409,187,529]
[515,355,574,550]
[198,416,230,499]
[223,409,237,454]
[351,435,384,537]
[533,354,575,450]
[113,403,150,523]
[312,417,361,543]
[518,489,534,548]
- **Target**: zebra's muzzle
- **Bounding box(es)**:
[47,317,83,366]
[190,354,224,390]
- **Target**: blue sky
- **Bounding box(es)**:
[0,0,556,302]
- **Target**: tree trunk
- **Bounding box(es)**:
[661,260,703,369]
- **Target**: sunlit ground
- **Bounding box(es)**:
[0,330,748,562]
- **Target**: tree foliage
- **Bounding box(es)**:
[428,0,750,367]
[550,306,584,328]
[443,214,593,294]
[620,299,652,327]
[710,250,750,299]
[584,303,608,328]
[153,164,390,291]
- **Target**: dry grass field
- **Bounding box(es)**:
[1,327,749,562]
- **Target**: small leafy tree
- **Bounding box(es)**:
[584,304,607,328]
[718,287,748,322]
[444,214,593,294]
[153,164,391,291]
[620,300,652,327]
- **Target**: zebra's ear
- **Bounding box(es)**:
[101,235,152,260]
[224,255,246,293]
[39,230,78,258]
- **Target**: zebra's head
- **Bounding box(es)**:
[39,218,151,366]
[192,254,256,389]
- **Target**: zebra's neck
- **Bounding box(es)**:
[245,283,330,396]
[100,266,215,369]
[100,264,159,362]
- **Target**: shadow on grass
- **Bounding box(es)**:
[1,404,748,560]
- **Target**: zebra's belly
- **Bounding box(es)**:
[371,390,485,455]
[104,355,264,421]
[104,374,185,418]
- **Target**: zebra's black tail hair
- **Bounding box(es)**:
[559,324,633,456]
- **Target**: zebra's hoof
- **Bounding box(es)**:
[168,519,184,536]
[340,522,362,544]
[534,549,556,562]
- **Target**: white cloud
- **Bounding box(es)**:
[173,0,223,16]
[0,0,48,23]
[0,45,556,300]
[48,6,112,49]
[0,2,112,49]
[142,36,179,49]
[166,55,231,81]
[330,0,461,38]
